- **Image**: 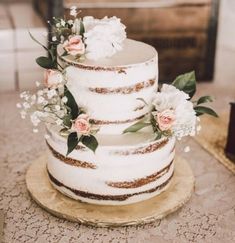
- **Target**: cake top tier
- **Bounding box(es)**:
[58,38,157,68]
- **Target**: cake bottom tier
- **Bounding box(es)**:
[46,126,176,205]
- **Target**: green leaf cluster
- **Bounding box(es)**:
[64,86,80,120]
[67,132,98,156]
[194,95,218,117]
[172,71,196,99]
[123,121,151,133]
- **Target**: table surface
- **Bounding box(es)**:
[0,82,235,243]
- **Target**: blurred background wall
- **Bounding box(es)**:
[1,0,235,92]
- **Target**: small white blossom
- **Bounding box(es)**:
[55,119,63,125]
[47,89,57,99]
[16,103,22,108]
[70,6,77,17]
[33,128,39,133]
[52,36,57,41]
[60,19,66,27]
[37,96,45,104]
[30,112,41,126]
[197,125,202,132]
[35,81,40,87]
[56,23,60,28]
[31,94,36,101]
[23,102,30,109]
[37,90,44,96]
[20,91,27,98]
[44,134,50,139]
[184,146,191,153]
[62,96,68,103]
[55,105,60,111]
[20,110,27,119]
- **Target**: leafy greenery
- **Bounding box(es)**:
[36,56,56,69]
[66,132,79,156]
[136,98,148,106]
[28,31,48,51]
[64,86,79,119]
[196,95,214,105]
[63,114,72,127]
[194,106,218,117]
[172,71,196,99]
[81,135,98,153]
[123,121,151,133]
[80,21,85,36]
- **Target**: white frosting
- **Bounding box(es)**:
[47,38,175,205]
[58,38,158,134]
[46,126,176,205]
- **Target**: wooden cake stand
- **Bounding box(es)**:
[26,154,195,227]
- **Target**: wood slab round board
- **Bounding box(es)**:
[26,154,194,227]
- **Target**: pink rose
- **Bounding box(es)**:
[73,114,91,135]
[44,69,63,88]
[155,109,175,131]
[63,35,85,56]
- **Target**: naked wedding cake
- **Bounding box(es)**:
[18,8,217,206]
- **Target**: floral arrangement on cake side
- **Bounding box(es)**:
[17,6,217,156]
[123,71,218,143]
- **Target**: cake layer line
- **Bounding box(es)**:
[46,141,96,169]
[88,78,155,95]
[59,55,155,72]
[47,169,173,201]
[106,159,174,189]
[90,114,147,125]
[112,138,169,155]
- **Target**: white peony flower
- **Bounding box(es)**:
[83,16,126,60]
[152,84,197,139]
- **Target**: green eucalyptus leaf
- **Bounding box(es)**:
[136,98,148,106]
[28,31,48,51]
[197,95,214,105]
[81,135,98,153]
[194,106,218,117]
[172,71,196,98]
[64,86,79,119]
[61,50,69,57]
[63,114,72,127]
[66,132,79,156]
[36,56,55,69]
[80,21,85,36]
[154,132,162,140]
[123,121,151,133]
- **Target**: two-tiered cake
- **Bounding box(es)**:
[18,12,216,207]
[46,39,175,205]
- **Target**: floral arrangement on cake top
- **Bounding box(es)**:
[48,7,126,61]
[17,6,217,156]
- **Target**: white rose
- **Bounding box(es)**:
[83,16,126,60]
